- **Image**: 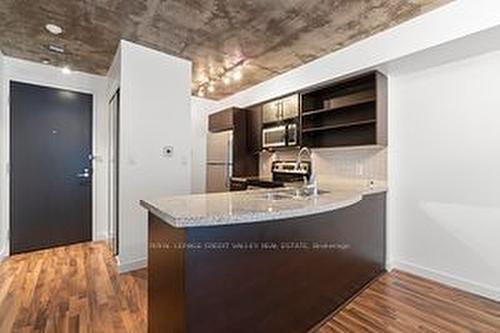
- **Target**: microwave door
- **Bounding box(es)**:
[263,125,287,148]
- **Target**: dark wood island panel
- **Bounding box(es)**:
[148,193,386,333]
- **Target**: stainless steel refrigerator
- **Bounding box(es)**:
[206,130,233,193]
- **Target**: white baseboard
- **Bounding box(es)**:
[385,260,396,271]
[0,244,8,262]
[118,256,147,273]
[391,260,500,302]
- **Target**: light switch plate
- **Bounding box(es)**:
[356,162,364,176]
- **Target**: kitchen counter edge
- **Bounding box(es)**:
[140,185,387,229]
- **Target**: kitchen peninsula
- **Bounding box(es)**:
[141,181,386,333]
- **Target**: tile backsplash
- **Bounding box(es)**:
[260,147,387,182]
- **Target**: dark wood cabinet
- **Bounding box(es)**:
[301,71,387,148]
[233,110,258,177]
[246,104,262,154]
[208,108,234,132]
[262,94,299,124]
[211,71,388,160]
[241,71,388,151]
[148,193,386,333]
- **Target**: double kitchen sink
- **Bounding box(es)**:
[259,187,329,201]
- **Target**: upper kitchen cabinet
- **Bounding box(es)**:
[262,94,299,124]
[301,71,387,148]
[282,94,300,120]
[208,108,235,132]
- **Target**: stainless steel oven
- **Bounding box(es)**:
[262,123,298,149]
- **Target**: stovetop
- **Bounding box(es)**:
[231,161,312,190]
[231,176,284,188]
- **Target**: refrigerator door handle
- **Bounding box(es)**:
[225,135,233,189]
[227,132,233,164]
[226,162,233,189]
[225,163,228,190]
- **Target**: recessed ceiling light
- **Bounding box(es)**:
[61,66,72,75]
[222,76,231,85]
[41,59,50,64]
[232,70,242,81]
[207,82,215,93]
[45,23,63,35]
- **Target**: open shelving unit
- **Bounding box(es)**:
[301,119,376,133]
[300,71,387,148]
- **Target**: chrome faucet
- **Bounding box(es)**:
[296,147,317,190]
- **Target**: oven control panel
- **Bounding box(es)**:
[271,161,311,183]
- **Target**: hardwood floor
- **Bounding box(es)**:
[319,270,500,333]
[0,241,499,332]
[0,241,146,333]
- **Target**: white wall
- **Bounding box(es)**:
[388,50,500,301]
[191,97,218,194]
[117,41,192,272]
[0,57,109,259]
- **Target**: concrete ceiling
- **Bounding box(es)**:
[0,0,451,99]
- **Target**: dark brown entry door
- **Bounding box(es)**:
[10,81,93,254]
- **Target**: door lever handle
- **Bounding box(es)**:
[76,168,91,178]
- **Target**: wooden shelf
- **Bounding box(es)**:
[302,119,376,133]
[302,93,375,117]
[311,144,385,152]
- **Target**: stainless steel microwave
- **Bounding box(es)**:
[262,123,297,148]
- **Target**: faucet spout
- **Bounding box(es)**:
[296,147,312,167]
[296,147,316,188]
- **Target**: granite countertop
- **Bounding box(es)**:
[140,179,387,228]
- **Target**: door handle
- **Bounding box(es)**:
[76,168,91,178]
